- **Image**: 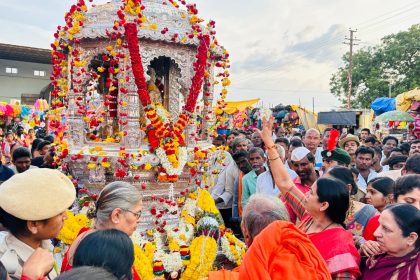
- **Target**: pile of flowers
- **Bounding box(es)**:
[131,188,245,279]
[57,188,246,279]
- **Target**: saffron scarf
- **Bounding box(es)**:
[239,221,331,280]
[361,248,420,280]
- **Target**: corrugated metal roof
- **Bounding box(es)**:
[0,43,51,64]
[317,111,357,125]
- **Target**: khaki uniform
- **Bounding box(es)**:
[0,232,58,279]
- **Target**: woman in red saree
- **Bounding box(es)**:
[61,181,142,280]
[257,117,361,279]
[361,203,420,280]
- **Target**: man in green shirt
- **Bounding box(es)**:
[241,147,266,209]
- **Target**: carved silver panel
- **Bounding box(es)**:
[140,41,196,91]
[77,0,199,46]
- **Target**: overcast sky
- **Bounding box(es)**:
[1,0,419,111]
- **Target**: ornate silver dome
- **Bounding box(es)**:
[76,0,199,45]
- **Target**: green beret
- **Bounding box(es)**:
[321,148,352,165]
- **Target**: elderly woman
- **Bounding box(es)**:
[360,175,419,257]
[361,204,420,279]
[257,117,360,279]
[61,181,142,279]
[0,169,76,279]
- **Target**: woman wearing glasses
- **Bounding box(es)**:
[61,181,142,279]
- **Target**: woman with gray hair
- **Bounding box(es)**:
[61,181,142,279]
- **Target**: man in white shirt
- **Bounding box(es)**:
[355,146,377,192]
[256,144,296,196]
[210,136,248,228]
[303,128,323,170]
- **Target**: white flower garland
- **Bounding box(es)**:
[155,104,172,124]
[197,216,219,228]
[131,231,148,247]
[166,220,194,246]
[219,233,246,265]
[153,229,184,273]
[158,252,183,273]
[155,147,188,176]
[220,235,235,262]
[183,198,197,217]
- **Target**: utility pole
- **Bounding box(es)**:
[312,96,315,113]
[343,29,359,110]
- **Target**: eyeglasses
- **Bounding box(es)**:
[123,209,142,219]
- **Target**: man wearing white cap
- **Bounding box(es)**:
[285,146,318,223]
[290,147,318,193]
[0,168,76,279]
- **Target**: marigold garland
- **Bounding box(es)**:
[133,243,155,280]
[57,210,91,245]
[179,235,217,280]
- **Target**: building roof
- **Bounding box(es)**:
[0,43,51,64]
[317,111,357,125]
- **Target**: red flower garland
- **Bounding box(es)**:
[124,23,151,107]
[124,23,209,145]
[184,35,210,113]
[124,20,209,177]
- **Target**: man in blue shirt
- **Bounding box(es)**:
[241,147,266,209]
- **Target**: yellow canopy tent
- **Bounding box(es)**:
[396,88,420,112]
[290,104,327,132]
[215,98,260,115]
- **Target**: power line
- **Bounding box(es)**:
[229,87,331,93]
[232,3,420,83]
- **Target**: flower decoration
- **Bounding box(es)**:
[57,210,91,245]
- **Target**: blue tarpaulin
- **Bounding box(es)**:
[371,97,396,115]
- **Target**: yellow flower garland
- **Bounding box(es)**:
[180,236,217,280]
[133,242,156,280]
[196,188,220,215]
[57,211,91,245]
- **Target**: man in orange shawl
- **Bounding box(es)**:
[209,194,331,279]
[239,221,331,280]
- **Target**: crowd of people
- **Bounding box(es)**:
[0,118,57,184]
[0,117,418,279]
[209,120,419,279]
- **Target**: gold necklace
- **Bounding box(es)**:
[306,220,335,233]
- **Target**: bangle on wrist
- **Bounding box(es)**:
[266,143,276,150]
[268,156,280,161]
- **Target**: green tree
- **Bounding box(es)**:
[330,24,420,109]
